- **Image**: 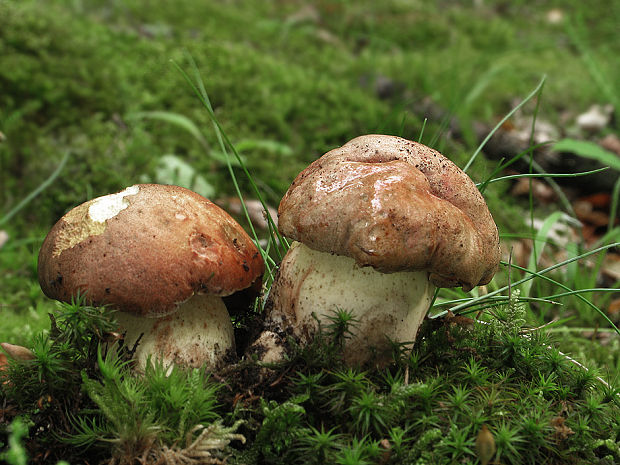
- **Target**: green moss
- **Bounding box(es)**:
[1,293,618,464]
[226,306,619,465]
[1,1,618,461]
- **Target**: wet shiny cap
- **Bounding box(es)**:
[278,135,500,291]
[38,184,265,316]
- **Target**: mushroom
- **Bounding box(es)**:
[38,184,264,371]
[262,135,500,365]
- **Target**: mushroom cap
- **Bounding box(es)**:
[38,184,265,316]
[278,135,500,290]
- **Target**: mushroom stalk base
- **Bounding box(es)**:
[266,241,435,366]
[115,294,235,372]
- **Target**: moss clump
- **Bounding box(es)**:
[222,305,620,465]
[1,297,618,464]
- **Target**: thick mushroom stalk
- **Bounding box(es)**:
[267,241,435,365]
[115,294,234,371]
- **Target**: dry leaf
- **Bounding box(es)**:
[601,253,620,284]
[573,200,611,227]
[551,416,574,441]
[608,298,620,316]
[475,425,496,465]
[580,192,611,209]
[600,134,620,156]
[510,177,556,203]
[1,342,35,361]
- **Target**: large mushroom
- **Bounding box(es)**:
[38,184,264,371]
[262,135,500,365]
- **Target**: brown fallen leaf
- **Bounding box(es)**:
[444,310,475,330]
[579,192,612,209]
[551,416,574,442]
[608,298,620,317]
[572,193,618,243]
[510,177,556,203]
[1,342,35,361]
[600,134,620,156]
[573,200,611,228]
[601,253,620,286]
[475,425,496,465]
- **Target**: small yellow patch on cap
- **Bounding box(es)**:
[51,185,139,257]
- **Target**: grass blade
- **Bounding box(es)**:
[522,211,566,297]
[171,56,286,273]
[1,152,70,226]
[127,111,210,151]
[443,243,620,334]
[478,167,608,185]
[417,118,427,143]
[462,76,546,173]
[553,139,620,171]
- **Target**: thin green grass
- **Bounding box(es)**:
[462,76,546,173]
[2,77,619,465]
[169,55,620,351]
[171,55,289,282]
[439,244,618,315]
[480,167,608,185]
[566,14,620,117]
[0,152,70,227]
[2,2,620,462]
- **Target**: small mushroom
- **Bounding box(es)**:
[262,135,500,365]
[38,184,264,371]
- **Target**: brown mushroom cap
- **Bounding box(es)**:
[278,134,500,290]
[38,184,265,316]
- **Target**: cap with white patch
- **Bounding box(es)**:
[38,184,264,316]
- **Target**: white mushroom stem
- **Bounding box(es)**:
[114,294,234,372]
[265,241,435,365]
